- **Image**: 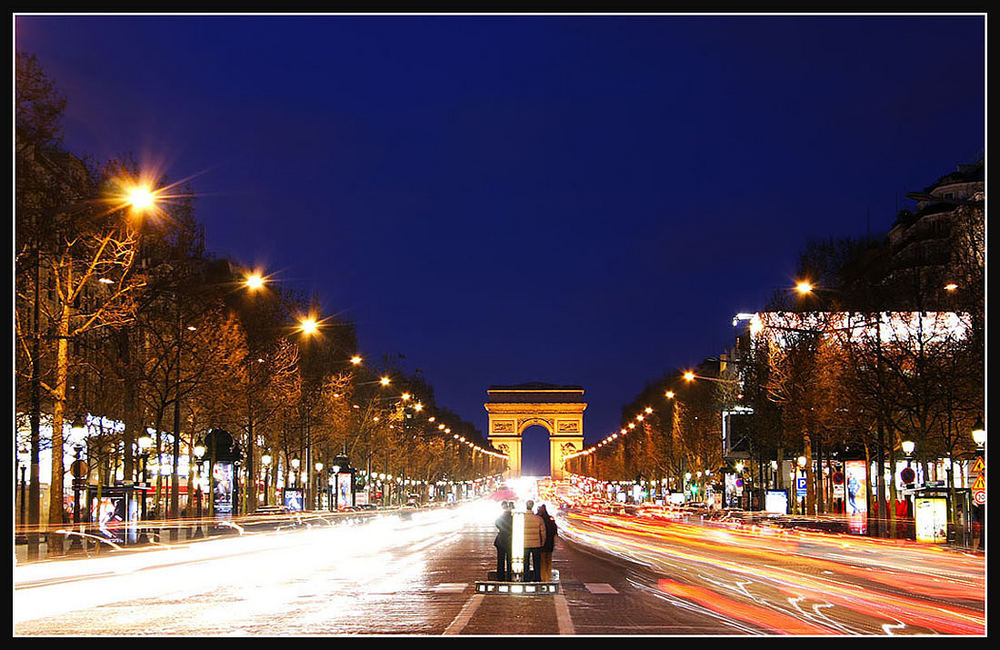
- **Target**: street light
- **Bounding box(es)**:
[125,184,157,212]
[795,281,814,295]
[901,440,916,458]
[193,444,206,521]
[290,458,300,487]
[315,462,324,509]
[972,417,986,448]
[261,454,272,506]
[137,433,153,520]
[244,272,266,291]
[298,317,319,337]
[18,447,29,529]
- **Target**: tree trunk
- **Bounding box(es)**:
[804,433,814,515]
[888,444,898,538]
[47,300,71,555]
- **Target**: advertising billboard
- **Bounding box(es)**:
[335,473,353,509]
[90,491,136,543]
[213,462,235,514]
[844,460,868,535]
[915,497,948,543]
[765,490,788,514]
[282,488,304,512]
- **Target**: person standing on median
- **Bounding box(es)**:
[536,503,557,581]
[523,500,547,582]
[494,500,513,581]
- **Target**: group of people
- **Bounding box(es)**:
[493,500,557,582]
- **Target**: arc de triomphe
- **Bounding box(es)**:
[485,383,586,480]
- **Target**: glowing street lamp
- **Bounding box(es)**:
[126,185,157,212]
[795,281,814,295]
[972,417,986,448]
[244,272,266,291]
[901,440,916,457]
[350,355,362,365]
[944,283,959,292]
[380,376,391,387]
[683,372,695,382]
[665,390,675,399]
[298,317,319,336]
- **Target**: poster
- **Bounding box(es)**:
[282,488,304,512]
[765,490,788,514]
[336,472,352,509]
[89,489,138,544]
[915,497,948,543]
[213,462,234,514]
[844,460,868,534]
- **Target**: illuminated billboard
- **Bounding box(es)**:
[915,497,948,543]
[765,490,788,514]
[213,462,234,514]
[845,460,868,535]
[335,472,353,509]
[282,488,304,512]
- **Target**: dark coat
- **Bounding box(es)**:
[494,511,512,549]
[540,512,557,552]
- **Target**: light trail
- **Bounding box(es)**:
[560,508,985,635]
[15,504,495,631]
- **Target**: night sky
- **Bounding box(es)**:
[16,15,984,474]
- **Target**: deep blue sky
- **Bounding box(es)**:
[16,15,984,471]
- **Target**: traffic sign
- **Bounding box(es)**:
[70,460,88,479]
[971,474,985,490]
[971,457,985,475]
[900,467,916,484]
[796,477,807,497]
[973,490,985,505]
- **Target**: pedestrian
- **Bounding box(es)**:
[494,500,513,581]
[536,504,557,581]
[522,500,547,582]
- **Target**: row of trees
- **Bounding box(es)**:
[571,167,985,535]
[14,52,502,557]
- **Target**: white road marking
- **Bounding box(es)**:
[584,582,618,594]
[554,594,575,634]
[434,583,468,593]
[443,594,484,635]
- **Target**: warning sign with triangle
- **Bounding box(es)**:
[972,474,985,490]
[971,457,985,475]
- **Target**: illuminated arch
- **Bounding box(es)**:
[485,384,586,480]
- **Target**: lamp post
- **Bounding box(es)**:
[971,417,985,551]
[137,434,153,520]
[194,443,206,524]
[314,462,323,510]
[18,447,29,531]
[290,457,301,489]
[261,454,272,507]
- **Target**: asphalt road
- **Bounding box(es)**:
[13,502,985,636]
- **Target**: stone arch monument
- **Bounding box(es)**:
[485,383,586,480]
